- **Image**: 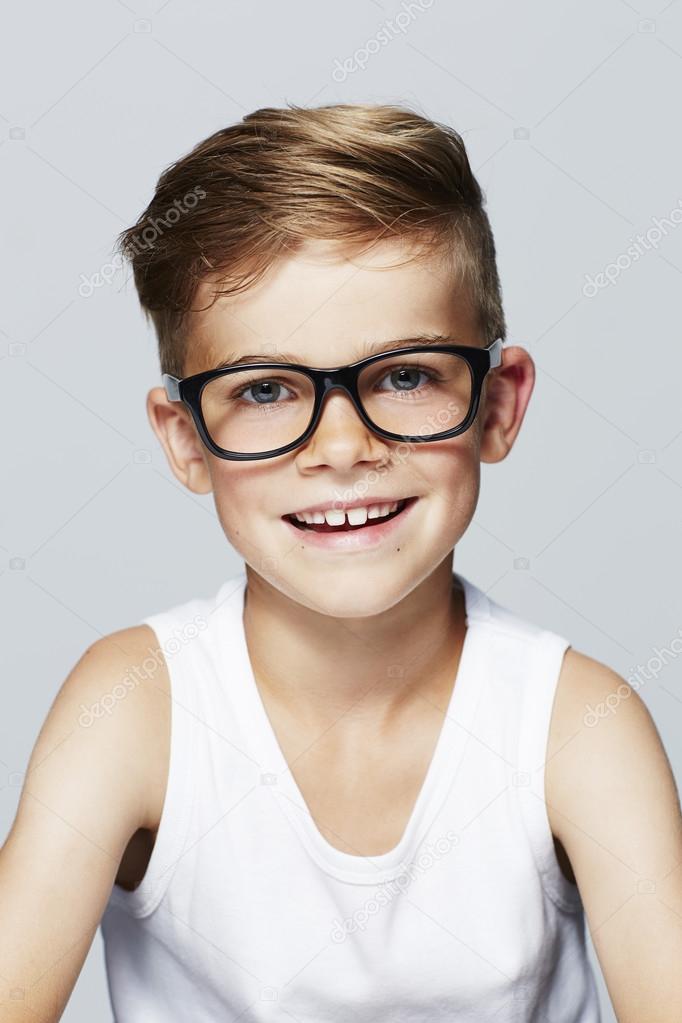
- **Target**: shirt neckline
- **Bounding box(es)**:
[223,569,488,885]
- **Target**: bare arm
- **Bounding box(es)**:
[0,627,168,1022]
[547,649,682,1023]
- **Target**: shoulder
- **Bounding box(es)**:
[61,624,171,832]
[4,625,171,882]
[545,646,673,843]
[547,646,645,750]
[71,624,170,720]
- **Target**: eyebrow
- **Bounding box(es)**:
[210,333,468,370]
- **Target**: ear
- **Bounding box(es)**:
[146,387,213,494]
[478,346,535,463]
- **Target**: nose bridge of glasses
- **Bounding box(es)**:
[314,372,368,428]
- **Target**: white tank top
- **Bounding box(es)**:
[100,570,602,1021]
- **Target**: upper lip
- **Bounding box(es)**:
[284,496,414,517]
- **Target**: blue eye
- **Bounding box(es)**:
[236,379,295,404]
[375,365,437,394]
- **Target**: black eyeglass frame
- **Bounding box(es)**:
[162,337,504,461]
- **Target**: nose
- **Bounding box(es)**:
[295,385,389,470]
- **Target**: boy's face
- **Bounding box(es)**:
[147,237,534,617]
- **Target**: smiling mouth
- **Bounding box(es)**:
[284,497,416,533]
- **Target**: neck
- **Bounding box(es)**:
[241,559,467,731]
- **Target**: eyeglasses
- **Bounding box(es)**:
[162,337,503,461]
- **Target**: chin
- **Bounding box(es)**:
[275,562,432,620]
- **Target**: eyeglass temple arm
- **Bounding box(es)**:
[488,338,503,369]
[162,374,181,401]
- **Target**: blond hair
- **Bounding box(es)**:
[115,102,506,377]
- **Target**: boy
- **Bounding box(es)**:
[2,103,681,1022]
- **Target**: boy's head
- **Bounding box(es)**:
[117,103,533,616]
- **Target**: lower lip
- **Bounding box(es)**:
[281,497,419,551]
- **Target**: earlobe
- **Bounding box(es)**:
[478,346,535,464]
[479,420,509,463]
[146,387,213,495]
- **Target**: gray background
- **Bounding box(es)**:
[2,1,682,1019]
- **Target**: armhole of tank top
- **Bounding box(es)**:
[516,629,584,915]
[106,613,196,920]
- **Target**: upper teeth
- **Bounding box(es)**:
[292,500,402,526]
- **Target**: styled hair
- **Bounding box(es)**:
[115,102,506,378]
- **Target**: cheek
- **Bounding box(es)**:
[426,442,481,528]
[209,464,247,527]
[424,433,479,483]
[208,461,278,543]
